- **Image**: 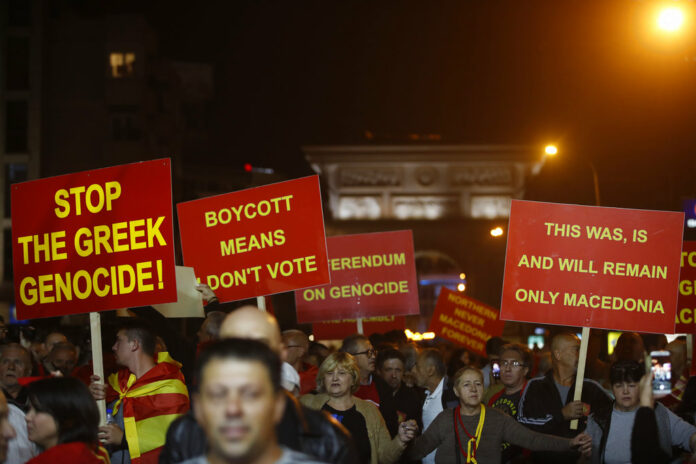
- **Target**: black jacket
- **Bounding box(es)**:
[517,370,612,464]
[159,391,358,464]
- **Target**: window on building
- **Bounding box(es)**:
[3,228,12,283]
[7,37,30,91]
[8,0,31,26]
[109,52,136,78]
[5,101,28,153]
[4,164,28,218]
[110,107,141,141]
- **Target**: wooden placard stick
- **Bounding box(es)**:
[570,326,590,430]
[90,312,106,425]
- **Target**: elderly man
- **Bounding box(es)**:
[340,334,381,406]
[0,345,37,462]
[0,344,32,407]
[282,329,317,395]
[518,332,612,464]
[160,306,357,464]
[375,348,423,438]
[45,342,79,377]
[411,348,458,464]
[182,339,326,464]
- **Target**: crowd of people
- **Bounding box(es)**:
[0,292,693,463]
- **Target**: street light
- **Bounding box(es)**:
[534,144,601,206]
[490,226,504,237]
[657,6,685,32]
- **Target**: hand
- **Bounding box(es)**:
[89,375,107,401]
[639,373,654,408]
[196,284,217,303]
[397,419,418,445]
[99,424,123,446]
[570,432,592,457]
[561,401,589,420]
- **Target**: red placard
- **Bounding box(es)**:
[675,242,696,333]
[177,176,329,301]
[12,159,176,320]
[312,316,406,340]
[429,288,504,356]
[294,230,419,323]
[501,200,684,334]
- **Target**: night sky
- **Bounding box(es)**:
[114,0,696,210]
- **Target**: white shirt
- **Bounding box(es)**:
[7,403,39,464]
[421,377,445,464]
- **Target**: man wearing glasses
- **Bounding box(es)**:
[487,343,532,463]
[340,334,381,406]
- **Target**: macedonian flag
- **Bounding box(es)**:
[107,352,189,464]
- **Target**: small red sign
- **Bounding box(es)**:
[429,288,505,356]
[294,230,419,323]
[501,200,684,334]
[177,176,330,301]
[12,159,176,320]
[675,242,696,333]
[312,316,406,340]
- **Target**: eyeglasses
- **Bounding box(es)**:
[352,349,376,357]
[500,360,525,368]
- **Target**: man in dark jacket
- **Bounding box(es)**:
[517,332,611,464]
[159,306,357,464]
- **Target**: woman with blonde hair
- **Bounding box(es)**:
[300,351,416,464]
[405,366,592,464]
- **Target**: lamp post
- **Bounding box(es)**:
[534,144,601,206]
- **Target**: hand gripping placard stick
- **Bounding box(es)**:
[570,326,590,430]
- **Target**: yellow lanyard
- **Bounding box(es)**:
[456,404,486,464]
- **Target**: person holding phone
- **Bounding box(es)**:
[584,360,696,464]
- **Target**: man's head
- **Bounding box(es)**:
[340,334,375,378]
[0,390,15,462]
[667,339,687,378]
[485,337,506,364]
[498,344,531,391]
[198,311,227,344]
[0,344,32,392]
[47,343,78,376]
[42,332,68,360]
[376,348,406,392]
[112,319,156,368]
[281,330,309,367]
[613,332,645,363]
[220,306,283,355]
[194,338,284,464]
[412,348,446,390]
[551,333,580,372]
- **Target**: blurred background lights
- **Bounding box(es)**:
[657,6,685,32]
[490,226,504,237]
[544,144,558,156]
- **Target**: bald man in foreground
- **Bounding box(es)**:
[160,306,358,464]
[518,332,612,464]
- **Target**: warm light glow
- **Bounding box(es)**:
[490,226,504,237]
[405,329,435,341]
[457,283,466,292]
[544,145,558,156]
[459,272,466,280]
[657,7,684,32]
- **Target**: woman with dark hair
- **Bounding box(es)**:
[585,360,696,464]
[25,377,109,463]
